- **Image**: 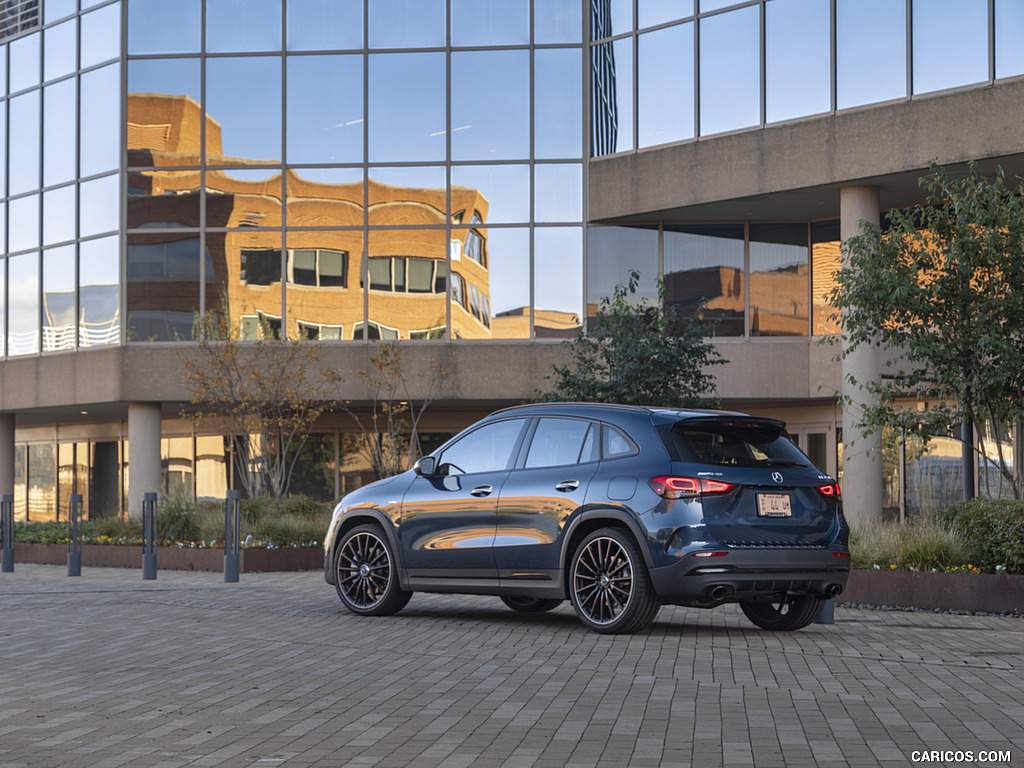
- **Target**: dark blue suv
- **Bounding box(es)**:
[324,403,850,634]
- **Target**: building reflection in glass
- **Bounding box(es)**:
[125,92,581,340]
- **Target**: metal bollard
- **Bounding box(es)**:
[815,597,835,625]
[224,490,241,583]
[1,494,14,573]
[142,493,158,580]
[68,494,83,577]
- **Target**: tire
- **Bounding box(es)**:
[569,527,659,634]
[333,524,411,616]
[500,595,563,613]
[739,594,824,631]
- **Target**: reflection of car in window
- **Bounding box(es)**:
[323,403,849,634]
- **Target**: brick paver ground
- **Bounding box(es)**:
[1,564,1021,768]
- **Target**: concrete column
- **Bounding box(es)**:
[840,185,884,525]
[128,402,162,518]
[0,414,15,497]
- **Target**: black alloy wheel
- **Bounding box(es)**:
[334,524,411,616]
[569,527,659,634]
[739,593,824,631]
[500,595,563,613]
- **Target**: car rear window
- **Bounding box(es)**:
[671,421,807,468]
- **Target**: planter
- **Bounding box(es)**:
[12,543,322,573]
[843,569,1024,615]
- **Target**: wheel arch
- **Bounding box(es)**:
[559,509,654,595]
[328,509,410,590]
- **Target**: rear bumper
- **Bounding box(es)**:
[649,548,850,605]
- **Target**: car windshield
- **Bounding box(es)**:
[672,422,808,468]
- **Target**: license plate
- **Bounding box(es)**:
[757,493,792,518]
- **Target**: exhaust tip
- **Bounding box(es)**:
[825,584,843,599]
[708,585,731,601]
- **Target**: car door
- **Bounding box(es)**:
[400,417,529,583]
[494,417,600,587]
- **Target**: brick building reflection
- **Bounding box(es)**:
[126,93,512,341]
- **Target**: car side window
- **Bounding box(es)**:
[524,418,593,469]
[603,424,638,459]
[437,418,526,475]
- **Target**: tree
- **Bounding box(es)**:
[181,313,339,499]
[831,162,1024,499]
[340,341,442,479]
[543,270,724,407]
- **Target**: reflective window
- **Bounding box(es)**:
[45,0,76,23]
[81,3,121,69]
[8,251,40,356]
[127,233,201,341]
[451,165,528,224]
[536,0,581,43]
[452,0,529,46]
[766,0,830,123]
[0,114,5,197]
[80,236,120,347]
[912,0,988,94]
[287,168,364,228]
[44,19,77,82]
[749,223,808,337]
[534,164,582,223]
[80,64,121,177]
[80,175,120,238]
[452,50,529,161]
[127,175,201,228]
[591,37,632,154]
[369,53,445,162]
[700,0,741,10]
[640,0,694,29]
[43,245,75,352]
[639,23,694,147]
[9,195,40,253]
[206,168,282,228]
[162,437,193,497]
[287,55,363,164]
[43,79,76,186]
[437,418,526,475]
[196,435,229,501]
[603,424,637,458]
[811,219,840,335]
[206,57,282,163]
[996,0,1024,78]
[586,226,658,321]
[369,0,445,49]
[534,226,582,338]
[369,165,446,194]
[525,418,592,468]
[287,0,363,51]
[43,185,76,245]
[127,59,202,167]
[9,90,41,196]
[479,227,529,339]
[603,0,632,37]
[535,48,583,159]
[699,6,759,136]
[128,0,201,54]
[664,224,745,337]
[27,444,56,520]
[206,0,282,53]
[836,0,906,109]
[0,262,5,356]
[285,231,361,341]
[9,32,40,93]
[367,228,448,340]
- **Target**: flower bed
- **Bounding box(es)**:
[843,569,1024,615]
[12,543,322,573]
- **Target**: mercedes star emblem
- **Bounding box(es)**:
[771,472,784,484]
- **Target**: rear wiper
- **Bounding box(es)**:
[764,459,806,467]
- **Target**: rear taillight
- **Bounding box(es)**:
[649,476,737,499]
[816,482,842,497]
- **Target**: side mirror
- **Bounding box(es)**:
[414,456,437,476]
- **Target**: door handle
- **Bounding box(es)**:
[555,480,580,492]
[470,485,493,497]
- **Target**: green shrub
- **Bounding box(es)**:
[159,494,201,542]
[849,518,974,572]
[14,520,97,544]
[938,498,1024,573]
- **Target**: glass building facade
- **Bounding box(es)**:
[1,0,1021,520]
